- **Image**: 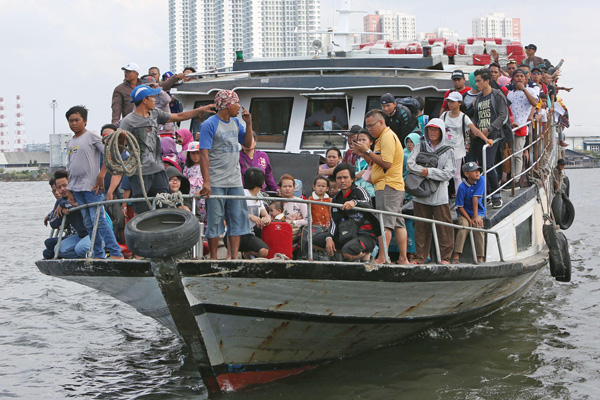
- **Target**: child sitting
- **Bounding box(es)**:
[268,201,285,221]
[278,174,308,242]
[452,162,486,264]
[309,175,331,227]
[328,176,339,198]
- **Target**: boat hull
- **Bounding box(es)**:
[37,253,547,391]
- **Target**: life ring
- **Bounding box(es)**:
[125,209,200,258]
[551,191,575,230]
[542,224,571,282]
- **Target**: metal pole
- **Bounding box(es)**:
[482,143,489,203]
[307,204,314,261]
[431,223,441,263]
[377,214,389,263]
[50,100,58,136]
[469,230,478,264]
[53,215,67,260]
[495,233,504,262]
[86,205,102,259]
[192,197,198,258]
[197,222,204,259]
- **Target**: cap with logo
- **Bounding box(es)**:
[462,161,483,173]
[121,62,140,74]
[451,70,465,79]
[380,93,395,105]
[130,85,161,103]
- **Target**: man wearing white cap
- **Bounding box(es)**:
[111,62,142,124]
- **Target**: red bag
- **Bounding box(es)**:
[262,221,293,259]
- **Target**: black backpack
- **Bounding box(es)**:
[397,98,419,135]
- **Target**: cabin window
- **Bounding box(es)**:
[516,216,532,252]
[250,97,293,150]
[301,96,352,149]
[190,100,215,136]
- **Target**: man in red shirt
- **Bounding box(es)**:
[441,70,471,113]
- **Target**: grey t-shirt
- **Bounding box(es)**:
[199,115,246,187]
[67,130,104,192]
[120,109,171,175]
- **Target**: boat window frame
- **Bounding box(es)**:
[248,96,295,151]
[300,93,352,150]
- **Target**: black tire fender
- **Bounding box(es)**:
[555,231,572,282]
[543,224,571,282]
[559,192,575,230]
[125,209,200,258]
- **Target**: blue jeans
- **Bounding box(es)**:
[55,235,92,258]
[73,191,123,258]
[205,186,250,239]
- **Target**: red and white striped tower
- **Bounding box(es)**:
[0,97,8,152]
[15,95,25,152]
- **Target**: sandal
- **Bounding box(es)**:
[451,259,460,264]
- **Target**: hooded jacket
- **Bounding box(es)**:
[407,118,455,206]
[403,132,421,179]
[176,129,194,163]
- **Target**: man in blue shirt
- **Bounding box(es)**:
[452,162,486,263]
[199,90,253,259]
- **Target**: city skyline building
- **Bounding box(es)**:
[0,97,8,153]
[472,13,521,41]
[362,10,416,43]
[169,0,320,72]
[15,95,25,152]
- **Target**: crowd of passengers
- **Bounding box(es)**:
[43,48,570,264]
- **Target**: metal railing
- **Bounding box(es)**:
[482,118,552,202]
[50,193,504,265]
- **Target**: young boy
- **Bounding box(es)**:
[452,162,486,263]
[65,106,123,259]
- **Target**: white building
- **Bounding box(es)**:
[472,13,521,41]
[435,27,459,40]
[169,0,321,72]
[49,133,71,168]
[363,10,416,43]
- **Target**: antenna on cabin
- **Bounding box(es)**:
[0,97,8,152]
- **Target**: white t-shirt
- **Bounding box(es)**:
[537,108,548,123]
[244,189,267,229]
[441,112,472,159]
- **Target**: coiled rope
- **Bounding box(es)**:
[103,128,152,209]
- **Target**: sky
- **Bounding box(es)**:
[0,0,596,146]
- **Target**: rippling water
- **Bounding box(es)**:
[1,169,599,399]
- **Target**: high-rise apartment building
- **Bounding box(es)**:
[169,0,320,72]
[362,10,416,43]
[472,13,521,41]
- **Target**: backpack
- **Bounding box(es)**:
[300,225,328,260]
[405,141,453,198]
[392,103,415,140]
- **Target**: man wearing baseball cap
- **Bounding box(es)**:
[118,84,215,215]
[379,93,413,144]
[111,63,142,124]
[524,44,544,70]
[199,90,253,260]
[441,69,471,113]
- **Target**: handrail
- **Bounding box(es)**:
[51,193,504,264]
[482,119,551,202]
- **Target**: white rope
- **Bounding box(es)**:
[154,192,184,209]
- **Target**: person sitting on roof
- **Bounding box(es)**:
[304,100,348,130]
[312,163,380,261]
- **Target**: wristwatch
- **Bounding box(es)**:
[365,149,372,155]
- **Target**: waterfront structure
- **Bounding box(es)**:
[362,10,416,43]
[0,151,49,171]
[49,133,71,169]
[0,97,8,152]
[168,0,320,72]
[14,95,25,153]
[472,13,521,41]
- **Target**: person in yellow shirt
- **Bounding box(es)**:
[351,109,408,264]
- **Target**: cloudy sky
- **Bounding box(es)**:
[0,0,594,146]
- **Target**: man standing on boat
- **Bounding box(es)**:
[353,109,408,264]
[199,90,253,260]
[441,70,472,113]
[524,44,544,70]
[119,85,215,215]
[112,63,142,124]
[470,68,508,209]
[380,93,413,144]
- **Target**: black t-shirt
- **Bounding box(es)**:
[474,92,497,132]
[384,104,413,144]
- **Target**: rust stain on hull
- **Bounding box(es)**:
[398,295,436,316]
[257,321,290,350]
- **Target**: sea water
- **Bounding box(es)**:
[1,169,599,399]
